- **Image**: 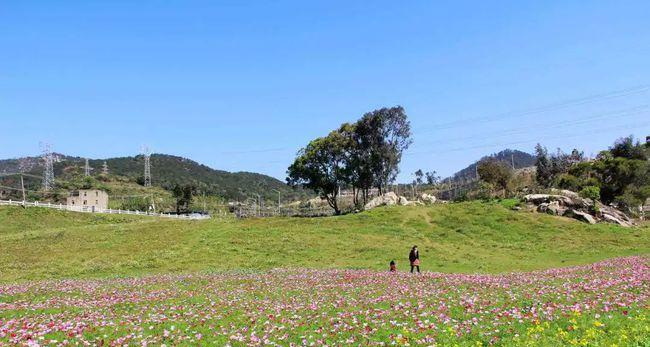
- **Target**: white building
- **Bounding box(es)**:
[67,189,108,212]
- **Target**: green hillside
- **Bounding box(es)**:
[1,201,648,282]
[447,149,536,181]
[0,153,309,202]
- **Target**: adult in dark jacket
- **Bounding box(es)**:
[409,245,420,273]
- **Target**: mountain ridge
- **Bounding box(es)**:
[444,149,536,182]
[0,153,308,202]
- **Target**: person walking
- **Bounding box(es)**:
[409,246,420,273]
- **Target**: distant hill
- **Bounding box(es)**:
[0,153,309,202]
[445,149,536,182]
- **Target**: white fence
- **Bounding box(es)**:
[0,199,210,220]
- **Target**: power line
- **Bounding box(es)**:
[0,184,46,194]
[413,105,648,148]
[404,121,650,157]
[192,85,650,165]
[414,84,650,133]
[0,172,43,179]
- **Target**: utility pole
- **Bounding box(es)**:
[20,174,25,202]
[41,142,55,191]
[18,158,27,203]
[511,153,515,170]
[84,158,91,176]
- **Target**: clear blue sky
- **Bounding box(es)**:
[2,1,649,181]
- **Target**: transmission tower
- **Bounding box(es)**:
[141,146,152,187]
[84,158,91,176]
[41,143,55,191]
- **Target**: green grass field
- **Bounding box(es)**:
[1,200,648,282]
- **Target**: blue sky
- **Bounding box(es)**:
[2,1,649,181]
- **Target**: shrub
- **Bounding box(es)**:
[556,174,581,191]
[580,186,600,201]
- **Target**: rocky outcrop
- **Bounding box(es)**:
[597,202,634,227]
[364,192,431,210]
[523,194,591,210]
[565,209,597,224]
[364,192,442,210]
[419,193,437,205]
[523,191,633,227]
[364,192,400,210]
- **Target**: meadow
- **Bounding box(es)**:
[0,201,649,282]
[1,202,649,346]
[0,257,647,346]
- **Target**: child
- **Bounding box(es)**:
[389,260,397,272]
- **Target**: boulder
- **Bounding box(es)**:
[404,200,424,206]
[523,194,590,209]
[523,194,554,204]
[549,188,581,199]
[398,196,409,206]
[565,209,596,224]
[419,193,437,205]
[602,213,632,227]
[364,192,399,210]
[597,203,633,224]
[303,197,327,208]
[538,200,567,216]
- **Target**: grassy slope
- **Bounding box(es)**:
[0,201,648,282]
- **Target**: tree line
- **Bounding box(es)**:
[287,106,412,214]
[470,135,648,213]
[534,136,649,210]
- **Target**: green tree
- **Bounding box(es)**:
[477,159,513,194]
[610,135,647,160]
[535,144,552,187]
[425,171,440,185]
[287,131,349,215]
[535,144,583,188]
[354,106,412,194]
[172,183,197,214]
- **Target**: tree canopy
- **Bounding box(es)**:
[287,106,411,213]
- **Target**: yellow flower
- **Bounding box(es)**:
[593,321,604,328]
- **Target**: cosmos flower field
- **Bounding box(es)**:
[0,257,648,346]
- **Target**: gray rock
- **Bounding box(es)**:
[546,201,567,216]
[523,194,590,209]
[549,188,581,199]
[566,209,596,224]
[364,192,399,210]
[601,213,632,227]
[419,193,437,205]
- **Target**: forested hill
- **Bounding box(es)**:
[0,154,308,202]
[447,149,536,181]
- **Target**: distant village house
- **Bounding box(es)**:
[67,189,108,212]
